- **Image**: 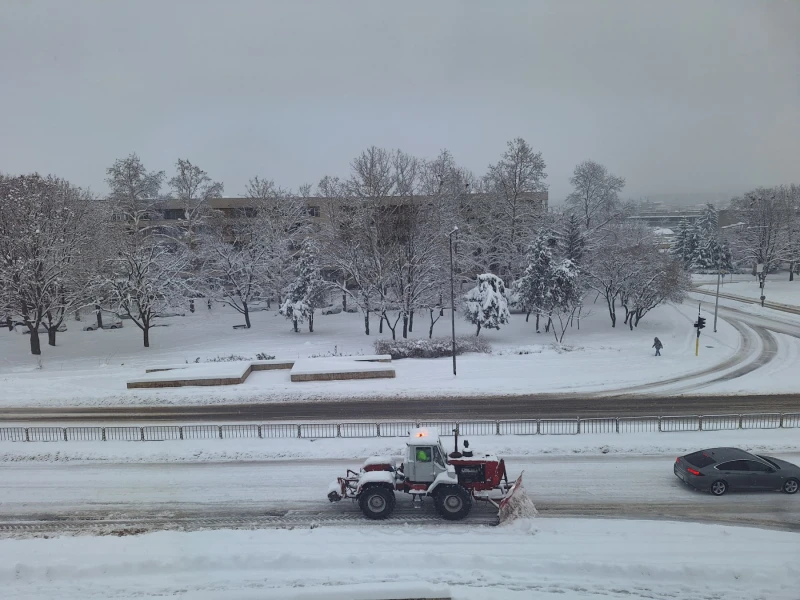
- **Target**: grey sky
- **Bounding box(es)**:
[1,0,798,202]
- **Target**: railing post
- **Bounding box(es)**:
[258,425,262,439]
[698,416,703,431]
[615,418,619,434]
[658,417,662,433]
[496,421,501,435]
[780,413,784,428]
[24,428,29,442]
[336,424,341,437]
[738,414,743,429]
[297,425,301,438]
[536,420,540,435]
[179,426,184,440]
[102,427,106,442]
[140,427,145,441]
[218,426,223,440]
[63,428,68,442]
[376,423,381,437]
[576,417,581,434]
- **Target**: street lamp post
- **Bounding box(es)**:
[448,226,459,376]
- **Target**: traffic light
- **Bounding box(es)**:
[695,317,706,330]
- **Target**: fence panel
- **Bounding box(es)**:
[339,423,379,438]
[262,424,299,439]
[142,426,181,441]
[419,422,459,436]
[221,424,260,439]
[700,414,740,431]
[299,423,338,438]
[540,419,579,435]
[105,427,142,441]
[580,418,617,434]
[378,422,417,437]
[781,413,800,428]
[741,413,781,430]
[660,416,700,432]
[182,425,220,440]
[65,427,104,442]
[498,420,539,435]
[28,427,64,442]
[0,428,27,442]
[457,421,497,436]
[618,416,660,433]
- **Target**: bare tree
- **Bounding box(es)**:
[106,154,165,231]
[201,209,272,328]
[565,160,625,230]
[168,159,223,248]
[0,174,96,354]
[482,138,548,280]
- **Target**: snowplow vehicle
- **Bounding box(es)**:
[327,429,523,521]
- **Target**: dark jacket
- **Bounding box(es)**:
[652,338,663,349]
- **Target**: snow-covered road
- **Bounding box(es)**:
[2,453,798,533]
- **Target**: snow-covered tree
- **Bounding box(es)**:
[669,218,700,268]
[168,159,223,248]
[620,251,690,329]
[480,138,548,280]
[0,174,96,354]
[584,222,654,328]
[102,156,190,347]
[201,210,272,329]
[245,177,311,304]
[561,213,586,265]
[463,273,510,336]
[565,160,625,230]
[280,241,326,333]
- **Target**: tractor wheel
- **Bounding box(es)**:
[434,485,472,521]
[359,486,396,520]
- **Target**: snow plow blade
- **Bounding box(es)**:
[498,472,536,522]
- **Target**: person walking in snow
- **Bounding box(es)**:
[652,337,663,356]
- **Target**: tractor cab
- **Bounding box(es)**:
[403,429,449,483]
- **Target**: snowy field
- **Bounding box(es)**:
[0,301,743,407]
[2,519,798,600]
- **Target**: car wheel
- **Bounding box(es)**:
[783,479,799,494]
[710,480,728,496]
[358,486,395,520]
[110,325,118,329]
[434,485,472,520]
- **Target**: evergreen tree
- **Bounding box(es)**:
[463,273,510,336]
[279,241,326,332]
[561,213,585,264]
[669,218,693,266]
[517,229,558,329]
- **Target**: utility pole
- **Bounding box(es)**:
[448,226,459,376]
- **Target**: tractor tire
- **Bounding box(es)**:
[434,485,472,521]
[358,486,396,520]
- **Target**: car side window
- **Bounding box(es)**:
[745,460,771,472]
[717,460,749,471]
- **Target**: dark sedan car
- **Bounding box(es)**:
[674,447,800,496]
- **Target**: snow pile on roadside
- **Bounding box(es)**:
[0,519,796,599]
[1,428,798,464]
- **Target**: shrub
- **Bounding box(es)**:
[373,336,492,360]
[186,353,275,363]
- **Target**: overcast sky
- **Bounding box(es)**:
[1,0,798,202]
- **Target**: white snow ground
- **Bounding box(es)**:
[0,302,746,406]
[2,519,798,600]
[697,277,800,307]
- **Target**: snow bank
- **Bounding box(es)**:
[1,428,797,465]
[0,520,796,599]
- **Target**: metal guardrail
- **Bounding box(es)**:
[0,413,797,443]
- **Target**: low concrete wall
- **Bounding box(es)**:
[291,369,396,382]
